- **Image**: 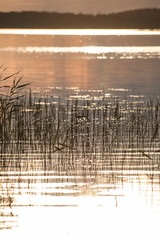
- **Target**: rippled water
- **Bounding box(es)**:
[1,166,160,239]
[0,29,160,239]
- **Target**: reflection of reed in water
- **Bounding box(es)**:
[76,158,95,187]
[0,180,17,230]
[0,195,13,207]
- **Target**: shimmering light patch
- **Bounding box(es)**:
[1,46,160,59]
[1,176,160,240]
[108,88,130,91]
[1,46,160,53]
[0,29,160,36]
[1,207,160,240]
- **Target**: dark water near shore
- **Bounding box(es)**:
[0,29,160,240]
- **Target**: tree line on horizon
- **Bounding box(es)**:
[0,8,160,29]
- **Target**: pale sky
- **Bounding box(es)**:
[0,0,160,14]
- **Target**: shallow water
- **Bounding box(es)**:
[0,113,160,238]
[0,166,160,239]
[0,90,160,239]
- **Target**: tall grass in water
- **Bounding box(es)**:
[0,68,29,168]
[0,70,160,173]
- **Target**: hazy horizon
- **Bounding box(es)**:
[1,7,160,15]
[0,0,160,14]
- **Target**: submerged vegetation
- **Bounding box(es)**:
[0,69,160,173]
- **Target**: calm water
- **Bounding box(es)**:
[0,29,160,93]
[0,29,160,240]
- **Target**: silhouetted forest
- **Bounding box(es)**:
[0,8,160,29]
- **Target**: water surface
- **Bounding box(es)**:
[0,29,160,239]
[0,29,160,93]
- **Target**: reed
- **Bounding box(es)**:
[0,70,160,173]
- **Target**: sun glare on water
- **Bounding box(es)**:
[0,174,160,240]
[0,29,160,35]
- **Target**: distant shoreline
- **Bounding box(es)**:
[0,8,160,29]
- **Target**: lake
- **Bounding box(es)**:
[0,29,160,240]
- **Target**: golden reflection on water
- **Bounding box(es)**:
[0,29,160,35]
[1,46,160,55]
[0,29,160,92]
[0,168,160,239]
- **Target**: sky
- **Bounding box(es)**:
[0,0,160,14]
